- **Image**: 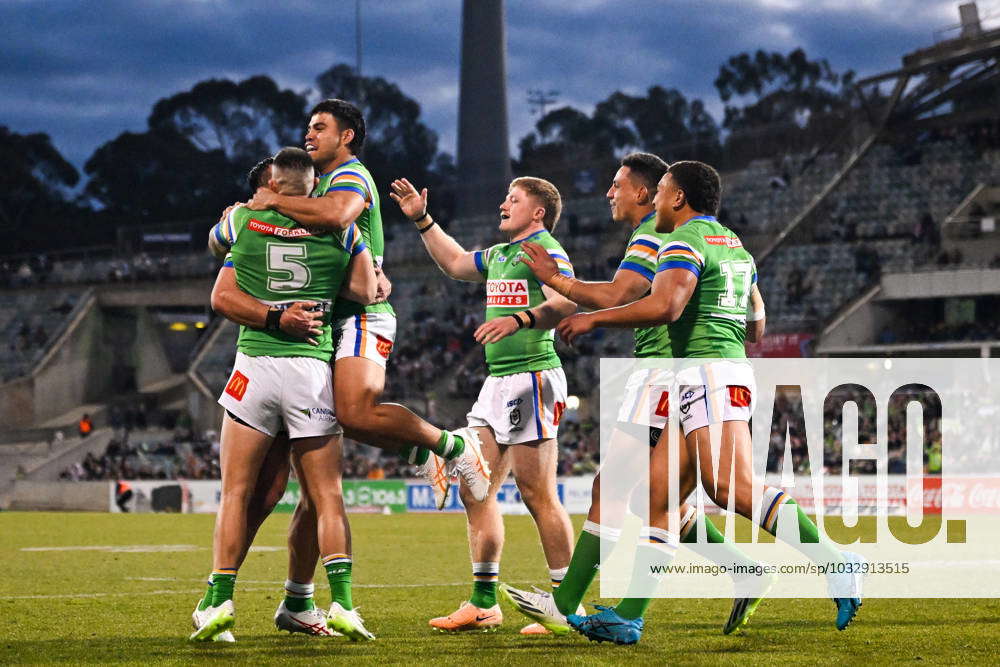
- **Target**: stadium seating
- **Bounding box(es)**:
[0,289,84,381]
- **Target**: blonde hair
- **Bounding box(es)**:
[510,176,562,232]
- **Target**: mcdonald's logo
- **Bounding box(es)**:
[225,371,249,401]
[375,335,393,359]
[728,385,752,408]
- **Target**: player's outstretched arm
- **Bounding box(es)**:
[388,178,483,282]
[746,283,766,343]
[246,188,361,231]
[556,268,696,344]
[340,247,379,305]
[210,267,323,346]
[521,241,649,310]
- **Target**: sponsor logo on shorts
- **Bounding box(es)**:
[298,407,336,423]
[509,407,522,427]
[225,371,249,401]
[553,401,565,426]
[654,391,670,418]
[729,385,752,407]
[248,219,315,238]
[506,398,523,407]
[486,279,529,307]
[375,334,393,359]
[703,235,742,247]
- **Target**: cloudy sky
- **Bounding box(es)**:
[3,0,997,172]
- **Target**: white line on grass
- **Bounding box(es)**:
[4,582,474,600]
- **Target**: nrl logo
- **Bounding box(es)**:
[510,252,524,267]
[509,408,521,426]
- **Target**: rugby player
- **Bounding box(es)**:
[389,176,578,633]
[555,161,863,643]
[502,152,767,636]
[191,147,378,642]
[246,100,489,507]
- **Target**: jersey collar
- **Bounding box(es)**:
[676,214,716,229]
[319,156,360,178]
[509,229,546,245]
[638,210,656,226]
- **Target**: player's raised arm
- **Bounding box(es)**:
[746,283,766,343]
[521,241,650,309]
[389,178,483,282]
[210,266,323,346]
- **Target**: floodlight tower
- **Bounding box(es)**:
[457,0,512,217]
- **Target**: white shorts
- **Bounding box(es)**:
[466,368,568,445]
[333,312,396,369]
[616,367,675,430]
[676,361,756,437]
[218,352,342,439]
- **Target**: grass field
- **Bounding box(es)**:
[2,511,998,665]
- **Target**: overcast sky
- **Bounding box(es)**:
[3,0,997,172]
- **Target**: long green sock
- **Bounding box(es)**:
[323,554,353,610]
[553,521,621,616]
[197,577,214,611]
[401,446,430,466]
[470,562,499,607]
[209,570,237,606]
[613,527,676,620]
[681,515,758,571]
[283,579,316,612]
[433,431,465,460]
[761,490,844,565]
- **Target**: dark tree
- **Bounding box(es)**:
[148,75,308,174]
[84,128,239,221]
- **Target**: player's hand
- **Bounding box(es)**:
[388,178,429,222]
[279,302,323,346]
[219,202,243,222]
[374,267,392,303]
[557,312,596,346]
[474,316,520,345]
[520,241,558,283]
[247,187,278,211]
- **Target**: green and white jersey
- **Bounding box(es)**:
[654,216,756,359]
[616,211,671,358]
[472,230,573,377]
[222,206,366,361]
[311,156,394,318]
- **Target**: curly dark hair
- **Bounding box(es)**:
[621,152,668,195]
[246,157,274,195]
[667,160,721,216]
[310,99,366,153]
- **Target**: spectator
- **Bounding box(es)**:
[78,414,94,438]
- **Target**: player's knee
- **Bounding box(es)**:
[519,483,558,513]
[709,483,732,510]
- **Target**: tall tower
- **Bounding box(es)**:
[457,0,511,218]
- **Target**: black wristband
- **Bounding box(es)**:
[418,220,436,234]
[509,313,525,329]
[411,210,429,224]
[265,307,282,331]
[522,309,537,329]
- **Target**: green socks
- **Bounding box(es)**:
[433,431,465,460]
[554,521,621,616]
[283,579,316,612]
[470,562,499,608]
[197,577,214,611]
[400,431,465,465]
[209,569,237,606]
[401,445,430,466]
[323,554,353,610]
[613,527,677,620]
[760,488,844,565]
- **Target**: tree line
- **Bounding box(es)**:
[2,49,855,254]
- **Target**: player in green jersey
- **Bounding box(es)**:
[192,147,378,642]
[502,153,766,636]
[389,176,577,633]
[558,161,863,643]
[247,99,489,512]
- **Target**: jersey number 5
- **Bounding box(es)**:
[718,260,753,310]
[267,242,311,291]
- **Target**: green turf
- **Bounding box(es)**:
[1,512,997,665]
